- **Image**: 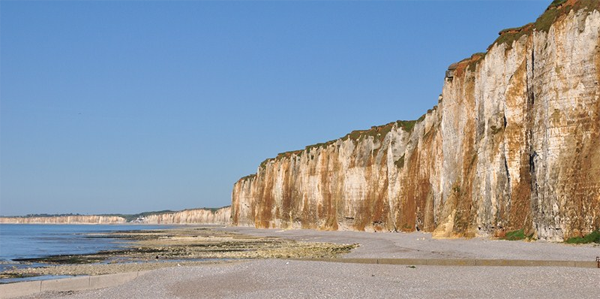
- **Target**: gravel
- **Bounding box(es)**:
[21,260,600,299]
[220,227,600,261]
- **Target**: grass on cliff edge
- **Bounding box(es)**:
[565,230,600,244]
[492,0,600,50]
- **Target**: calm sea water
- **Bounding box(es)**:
[0,224,171,275]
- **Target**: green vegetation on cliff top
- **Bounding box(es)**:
[340,120,416,143]
[493,0,599,49]
[458,0,599,75]
[250,1,600,179]
[254,113,433,172]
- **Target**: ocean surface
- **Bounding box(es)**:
[0,224,172,282]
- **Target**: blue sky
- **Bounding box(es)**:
[1,0,550,216]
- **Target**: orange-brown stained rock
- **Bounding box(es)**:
[231,5,600,241]
[556,36,600,238]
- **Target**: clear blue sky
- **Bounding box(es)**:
[1,0,550,216]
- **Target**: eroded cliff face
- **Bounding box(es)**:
[139,207,231,224]
[0,215,127,224]
[232,2,600,241]
[0,207,232,225]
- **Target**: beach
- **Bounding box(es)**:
[0,226,355,280]
[2,226,600,298]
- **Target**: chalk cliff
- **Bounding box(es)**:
[0,207,231,225]
[232,1,600,241]
[138,207,231,224]
[0,215,127,224]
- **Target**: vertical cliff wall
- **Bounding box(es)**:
[0,215,127,224]
[0,207,231,225]
[139,207,231,224]
[232,1,600,241]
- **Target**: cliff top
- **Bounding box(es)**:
[243,0,600,183]
[446,0,600,75]
[498,0,599,44]
[246,108,438,178]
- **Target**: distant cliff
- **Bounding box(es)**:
[0,215,127,224]
[0,207,231,225]
[232,0,600,241]
[136,207,231,224]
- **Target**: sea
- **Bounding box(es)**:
[0,224,172,283]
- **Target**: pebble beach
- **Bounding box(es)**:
[4,226,600,299]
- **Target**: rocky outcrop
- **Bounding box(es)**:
[0,215,127,224]
[137,207,231,224]
[232,1,600,241]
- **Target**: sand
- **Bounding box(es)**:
[9,227,600,299]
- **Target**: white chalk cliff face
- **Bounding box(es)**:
[232,1,600,241]
[0,215,127,224]
[139,208,231,224]
[0,207,232,225]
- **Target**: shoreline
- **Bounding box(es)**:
[0,226,356,283]
[0,224,182,280]
[1,227,599,298]
[3,225,599,279]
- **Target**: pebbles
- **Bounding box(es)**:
[21,260,600,299]
[6,228,600,299]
